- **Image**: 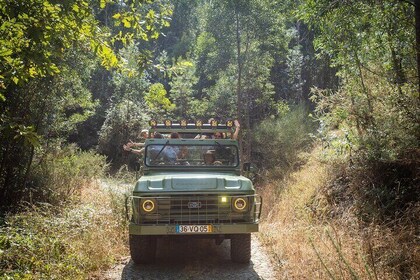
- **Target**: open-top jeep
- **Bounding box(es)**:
[127,120,262,264]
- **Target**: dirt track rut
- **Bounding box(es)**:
[102,234,278,280]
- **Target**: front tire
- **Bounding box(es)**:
[231,234,251,263]
[129,234,157,264]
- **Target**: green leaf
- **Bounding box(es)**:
[29,67,37,78]
[0,48,13,57]
[147,10,155,19]
[72,4,79,13]
[122,18,131,28]
[12,125,41,147]
[47,63,60,75]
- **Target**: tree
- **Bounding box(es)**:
[0,0,172,206]
[169,60,198,119]
[299,0,419,159]
[145,83,175,118]
[0,50,97,204]
[192,0,289,161]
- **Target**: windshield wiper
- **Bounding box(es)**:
[215,141,223,148]
[153,140,169,161]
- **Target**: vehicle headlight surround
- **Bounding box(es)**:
[232,197,248,212]
[141,199,156,213]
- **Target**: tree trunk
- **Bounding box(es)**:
[235,8,244,166]
[243,30,251,163]
[354,51,375,129]
[415,0,420,142]
[415,0,420,97]
[23,145,35,188]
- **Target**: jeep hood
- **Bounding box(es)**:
[134,172,254,192]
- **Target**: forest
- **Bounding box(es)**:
[0,0,419,279]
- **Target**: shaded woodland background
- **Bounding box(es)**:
[2,0,416,205]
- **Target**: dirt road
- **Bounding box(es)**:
[102,234,278,280]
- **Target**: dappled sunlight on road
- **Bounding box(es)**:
[103,235,278,280]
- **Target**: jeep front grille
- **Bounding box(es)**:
[130,194,262,225]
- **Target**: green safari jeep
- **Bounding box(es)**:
[127,121,262,264]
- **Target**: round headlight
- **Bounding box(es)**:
[142,199,155,213]
[233,197,247,212]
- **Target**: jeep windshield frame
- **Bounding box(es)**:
[143,139,240,170]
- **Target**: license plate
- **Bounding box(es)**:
[176,225,212,233]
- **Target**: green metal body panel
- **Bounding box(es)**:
[134,172,254,194]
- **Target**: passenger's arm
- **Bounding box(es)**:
[232,119,240,140]
[124,144,145,155]
[126,140,145,148]
[131,148,145,155]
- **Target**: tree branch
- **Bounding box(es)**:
[398,0,415,7]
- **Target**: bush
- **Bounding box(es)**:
[311,82,419,162]
[253,105,315,178]
[321,154,420,223]
[98,100,149,169]
[0,181,129,279]
[0,208,88,279]
[259,147,420,279]
[28,145,108,205]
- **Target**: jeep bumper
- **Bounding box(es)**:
[129,223,259,235]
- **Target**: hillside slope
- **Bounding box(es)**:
[258,147,419,279]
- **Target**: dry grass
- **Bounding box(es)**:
[0,180,130,280]
[74,180,129,276]
[257,147,419,279]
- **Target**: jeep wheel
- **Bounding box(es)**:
[230,233,251,263]
[129,234,157,264]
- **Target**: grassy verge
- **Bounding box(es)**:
[0,179,131,280]
[258,147,419,279]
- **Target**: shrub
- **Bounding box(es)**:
[98,100,149,169]
[259,147,420,279]
[28,144,108,205]
[311,82,419,162]
[0,208,88,279]
[253,104,315,178]
[0,181,128,280]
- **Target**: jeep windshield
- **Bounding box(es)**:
[144,142,239,168]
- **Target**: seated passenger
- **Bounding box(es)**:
[161,146,177,163]
[147,134,172,163]
[123,144,145,155]
[195,119,240,139]
[124,131,161,155]
[211,119,240,140]
[124,129,149,149]
[170,132,188,159]
[214,132,225,139]
[203,151,222,165]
